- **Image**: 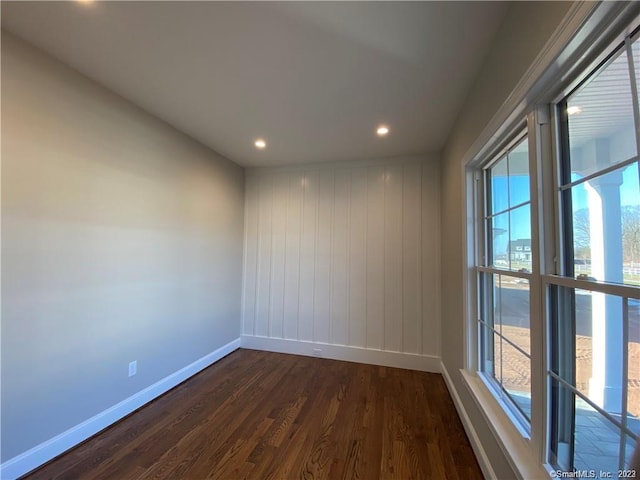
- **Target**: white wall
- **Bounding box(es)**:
[1,31,244,467]
[241,156,440,367]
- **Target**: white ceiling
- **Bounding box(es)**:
[1,1,509,167]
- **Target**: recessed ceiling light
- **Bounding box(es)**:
[254,139,266,149]
[376,125,389,136]
[567,106,582,116]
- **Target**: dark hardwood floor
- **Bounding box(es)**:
[22,349,483,480]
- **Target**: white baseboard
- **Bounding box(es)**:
[0,338,241,480]
[240,335,440,373]
[440,362,497,480]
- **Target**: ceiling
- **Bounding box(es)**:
[568,43,638,145]
[1,1,509,167]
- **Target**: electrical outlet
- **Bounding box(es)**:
[128,360,137,377]
[312,348,323,357]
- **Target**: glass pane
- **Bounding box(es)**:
[508,204,532,273]
[494,274,502,332]
[566,48,637,179]
[625,433,639,469]
[484,327,502,383]
[569,162,640,286]
[494,327,502,385]
[480,323,496,377]
[575,288,596,401]
[491,155,509,214]
[629,297,640,427]
[551,287,625,414]
[501,339,531,421]
[623,162,640,287]
[549,378,624,474]
[573,392,623,475]
[548,376,573,471]
[490,211,510,268]
[479,271,494,326]
[499,275,530,355]
[508,138,530,206]
[579,289,624,414]
[480,273,499,376]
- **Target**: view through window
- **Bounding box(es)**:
[549,32,640,474]
[474,24,640,476]
[479,134,532,426]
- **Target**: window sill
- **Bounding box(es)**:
[461,369,550,480]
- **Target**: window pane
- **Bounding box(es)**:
[549,378,625,474]
[481,323,501,384]
[625,434,639,469]
[501,339,531,421]
[508,205,532,273]
[480,273,499,377]
[573,393,623,475]
[548,376,573,471]
[481,134,532,430]
[566,48,637,179]
[491,155,509,214]
[499,276,530,355]
[490,211,510,268]
[494,329,502,385]
[569,162,640,286]
[551,287,625,414]
[630,297,640,427]
[480,323,496,377]
[494,274,502,331]
[575,289,598,402]
[508,138,530,206]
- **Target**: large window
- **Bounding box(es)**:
[549,31,640,474]
[472,22,640,477]
[478,133,533,427]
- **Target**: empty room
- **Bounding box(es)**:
[2,1,640,479]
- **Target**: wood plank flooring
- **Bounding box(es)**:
[22,349,483,480]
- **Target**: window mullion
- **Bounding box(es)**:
[480,171,488,267]
[528,108,549,466]
[549,109,564,277]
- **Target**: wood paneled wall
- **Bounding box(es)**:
[242,156,440,357]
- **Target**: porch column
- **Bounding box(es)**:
[586,139,623,413]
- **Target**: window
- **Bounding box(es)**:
[549,31,640,474]
[478,133,533,428]
[471,18,640,478]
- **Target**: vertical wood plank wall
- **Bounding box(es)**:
[242,155,441,358]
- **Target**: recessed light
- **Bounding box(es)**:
[376,125,389,136]
[255,139,266,149]
[567,106,582,116]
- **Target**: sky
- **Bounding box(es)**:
[571,163,640,211]
[490,161,640,256]
[491,174,530,256]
